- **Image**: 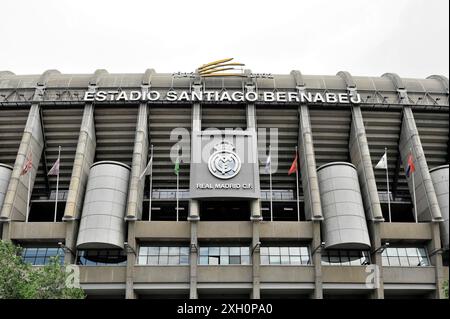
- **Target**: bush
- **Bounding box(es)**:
[0,240,85,299]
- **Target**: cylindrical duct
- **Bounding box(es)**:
[317,162,371,249]
[430,165,449,250]
[0,164,13,211]
[77,161,130,249]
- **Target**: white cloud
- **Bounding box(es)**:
[0,0,448,78]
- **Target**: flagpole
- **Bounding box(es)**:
[385,147,391,223]
[295,146,300,222]
[269,145,273,222]
[26,170,31,223]
[54,146,61,222]
[148,144,153,221]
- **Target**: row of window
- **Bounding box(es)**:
[21,246,431,268]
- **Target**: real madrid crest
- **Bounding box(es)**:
[208,141,241,179]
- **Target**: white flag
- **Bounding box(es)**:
[375,152,387,169]
[48,158,60,175]
[139,157,153,180]
[265,154,271,173]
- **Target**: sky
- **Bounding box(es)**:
[0,0,448,78]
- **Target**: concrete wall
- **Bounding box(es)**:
[259,221,313,240]
[383,267,436,284]
[9,222,66,240]
[197,265,253,282]
[260,266,314,282]
[79,266,126,283]
[134,266,190,283]
[379,222,432,241]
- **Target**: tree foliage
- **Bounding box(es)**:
[0,240,85,299]
[444,280,448,299]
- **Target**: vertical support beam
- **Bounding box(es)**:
[0,104,44,224]
[428,222,445,299]
[189,221,198,299]
[399,107,443,222]
[368,222,384,299]
[246,85,262,221]
[125,221,137,299]
[189,82,202,299]
[251,221,261,299]
[349,106,384,221]
[311,221,323,299]
[62,70,103,261]
[298,102,323,220]
[62,103,96,221]
[125,91,149,220]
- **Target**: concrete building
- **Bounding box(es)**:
[0,68,448,299]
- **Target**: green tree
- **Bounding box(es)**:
[0,240,85,299]
[444,280,448,299]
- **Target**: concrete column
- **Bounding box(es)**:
[189,83,201,299]
[368,222,384,299]
[247,101,262,221]
[125,221,137,299]
[349,106,384,221]
[298,103,323,220]
[64,220,79,264]
[63,103,96,221]
[311,220,323,298]
[429,222,445,299]
[0,104,44,224]
[189,221,198,299]
[251,221,261,299]
[125,100,149,221]
[399,107,443,222]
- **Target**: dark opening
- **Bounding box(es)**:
[198,293,250,299]
[141,200,189,221]
[28,200,66,222]
[200,200,250,221]
[261,201,305,221]
[381,202,416,222]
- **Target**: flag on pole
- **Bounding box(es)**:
[139,156,153,180]
[21,151,32,176]
[375,151,387,169]
[288,152,298,175]
[264,154,271,174]
[47,158,60,176]
[405,153,415,178]
[174,156,180,176]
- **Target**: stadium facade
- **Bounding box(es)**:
[0,67,448,299]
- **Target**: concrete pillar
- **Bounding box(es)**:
[429,222,445,299]
[189,221,198,299]
[125,99,149,221]
[298,103,323,220]
[189,83,201,299]
[368,222,384,299]
[0,104,44,223]
[63,103,96,221]
[350,106,384,221]
[247,101,262,221]
[64,221,79,264]
[125,221,137,299]
[311,220,323,298]
[251,221,261,299]
[399,107,443,222]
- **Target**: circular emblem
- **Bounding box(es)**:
[208,141,241,179]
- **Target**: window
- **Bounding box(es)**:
[76,250,127,266]
[137,246,190,265]
[321,250,370,266]
[198,246,250,265]
[260,246,310,265]
[22,247,64,265]
[382,247,430,267]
